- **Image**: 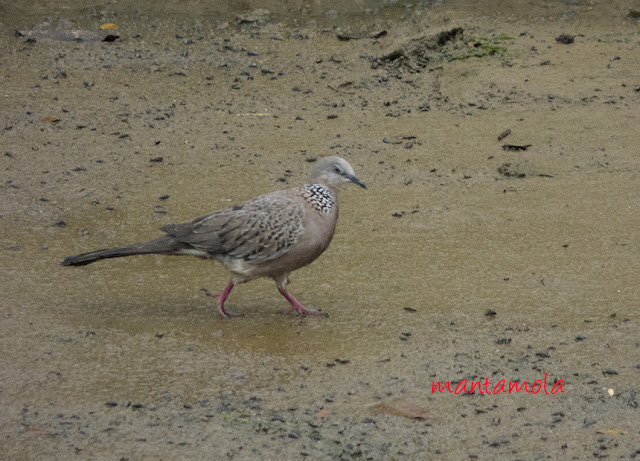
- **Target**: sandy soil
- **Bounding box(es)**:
[1,1,640,459]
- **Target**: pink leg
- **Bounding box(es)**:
[202,280,239,317]
[278,288,328,316]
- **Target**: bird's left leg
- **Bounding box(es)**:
[202,280,240,317]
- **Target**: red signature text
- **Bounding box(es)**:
[432,373,564,395]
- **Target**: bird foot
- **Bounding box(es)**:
[277,288,328,316]
[201,287,242,318]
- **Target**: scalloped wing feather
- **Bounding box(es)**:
[161,193,305,264]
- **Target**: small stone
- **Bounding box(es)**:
[555,34,574,44]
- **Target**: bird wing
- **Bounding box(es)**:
[161,192,305,264]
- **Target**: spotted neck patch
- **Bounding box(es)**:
[302,184,334,213]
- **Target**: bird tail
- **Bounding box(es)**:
[61,236,178,266]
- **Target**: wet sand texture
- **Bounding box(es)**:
[1,1,639,459]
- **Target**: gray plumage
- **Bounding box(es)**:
[62,156,366,317]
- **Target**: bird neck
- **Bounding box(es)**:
[302,184,336,214]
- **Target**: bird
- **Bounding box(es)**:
[61,156,366,317]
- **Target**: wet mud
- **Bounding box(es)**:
[1,1,640,459]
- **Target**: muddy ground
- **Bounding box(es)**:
[1,1,640,459]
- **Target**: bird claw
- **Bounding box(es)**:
[201,288,218,298]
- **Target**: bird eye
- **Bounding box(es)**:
[333,166,342,174]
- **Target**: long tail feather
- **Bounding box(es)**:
[61,236,177,266]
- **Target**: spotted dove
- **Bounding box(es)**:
[61,156,366,317]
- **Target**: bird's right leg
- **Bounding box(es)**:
[202,280,239,317]
[274,274,327,316]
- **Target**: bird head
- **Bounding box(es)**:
[310,156,366,190]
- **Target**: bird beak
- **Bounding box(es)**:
[347,174,367,189]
